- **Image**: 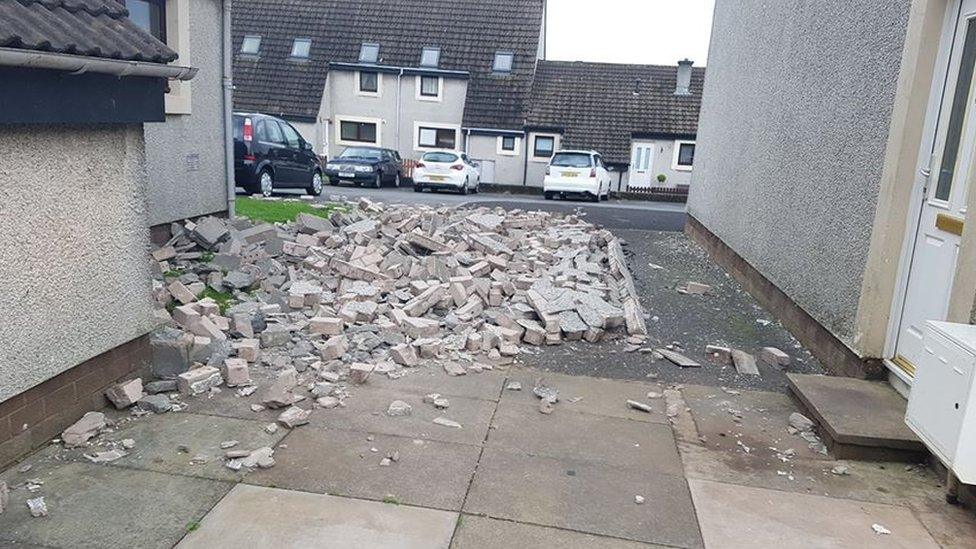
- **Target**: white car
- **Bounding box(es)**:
[412,150,481,194]
[543,150,611,202]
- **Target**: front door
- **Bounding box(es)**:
[894,0,976,377]
[628,141,655,189]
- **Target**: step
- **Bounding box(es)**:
[786,373,927,462]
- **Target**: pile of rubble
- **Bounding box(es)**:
[44,198,650,479]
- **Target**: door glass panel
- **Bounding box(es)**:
[936,19,976,201]
[642,147,651,170]
[633,148,642,169]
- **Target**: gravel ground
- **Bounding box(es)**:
[521,229,825,393]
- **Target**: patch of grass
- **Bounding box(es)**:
[236,197,347,224]
[200,251,215,263]
[163,269,184,279]
[382,495,400,505]
[200,287,235,315]
[185,521,201,532]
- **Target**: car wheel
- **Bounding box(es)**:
[460,178,469,195]
[544,191,553,200]
[259,169,274,197]
[307,171,323,196]
[374,173,382,189]
[413,184,423,193]
[394,172,401,188]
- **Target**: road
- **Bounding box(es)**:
[271,185,687,232]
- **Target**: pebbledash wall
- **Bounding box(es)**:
[145,0,228,226]
[0,125,157,465]
[687,0,912,349]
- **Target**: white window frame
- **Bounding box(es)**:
[530,133,558,163]
[335,115,382,147]
[163,0,191,115]
[290,38,311,59]
[413,121,460,152]
[355,71,382,97]
[496,135,521,156]
[672,140,696,171]
[415,75,443,102]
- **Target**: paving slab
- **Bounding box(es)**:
[689,478,940,548]
[451,515,667,548]
[501,368,667,424]
[247,426,480,510]
[107,412,286,482]
[368,366,507,401]
[177,484,457,549]
[681,384,830,461]
[178,383,282,422]
[488,400,683,474]
[464,448,702,548]
[0,461,230,549]
[307,385,494,446]
[787,373,924,452]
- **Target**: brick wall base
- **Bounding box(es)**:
[685,215,885,380]
[0,334,151,469]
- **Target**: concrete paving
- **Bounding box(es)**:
[451,515,667,548]
[177,484,457,548]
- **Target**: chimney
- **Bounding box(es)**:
[675,59,693,96]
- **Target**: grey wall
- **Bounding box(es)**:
[323,70,468,161]
[145,0,227,226]
[0,125,157,403]
[466,134,527,185]
[687,0,911,347]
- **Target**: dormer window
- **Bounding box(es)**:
[359,42,380,63]
[493,51,514,73]
[240,34,261,55]
[291,38,311,58]
[420,47,440,68]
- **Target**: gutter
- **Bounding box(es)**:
[222,0,236,218]
[0,48,197,80]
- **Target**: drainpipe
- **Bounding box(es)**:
[222,0,235,218]
[521,127,530,186]
[395,68,404,152]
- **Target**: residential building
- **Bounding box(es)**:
[0,0,196,467]
[125,0,234,229]
[688,0,975,398]
[231,0,704,190]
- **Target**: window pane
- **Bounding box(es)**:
[241,35,261,54]
[421,47,440,67]
[419,128,438,147]
[291,38,311,58]
[262,120,284,144]
[436,128,456,149]
[126,0,166,42]
[493,52,513,73]
[678,143,695,166]
[360,43,379,63]
[534,136,554,156]
[502,136,516,151]
[936,20,976,201]
[360,123,376,143]
[420,76,439,96]
[360,72,378,92]
[642,147,650,169]
[279,122,301,148]
[551,153,592,167]
[422,152,459,163]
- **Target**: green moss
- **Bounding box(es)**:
[163,269,184,279]
[199,287,234,315]
[236,197,348,224]
[382,495,400,505]
[200,251,215,263]
[185,521,200,532]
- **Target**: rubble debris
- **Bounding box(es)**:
[627,400,654,413]
[26,497,48,518]
[222,358,252,387]
[788,413,815,432]
[61,412,107,448]
[533,382,559,403]
[679,281,711,295]
[656,349,701,368]
[871,523,891,535]
[145,380,178,394]
[730,349,761,376]
[634,495,645,504]
[84,449,127,463]
[105,378,145,409]
[505,381,522,391]
[137,394,173,414]
[760,346,791,367]
[433,417,462,429]
[705,345,732,363]
[387,400,413,417]
[0,481,8,515]
[177,366,223,396]
[277,406,311,428]
[226,447,275,470]
[831,465,850,476]
[539,400,554,414]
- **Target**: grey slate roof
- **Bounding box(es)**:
[232,0,544,128]
[0,0,177,63]
[525,60,705,164]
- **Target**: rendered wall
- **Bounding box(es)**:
[0,125,157,403]
[466,134,527,185]
[687,0,911,348]
[145,0,228,225]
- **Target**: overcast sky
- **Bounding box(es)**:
[545,0,715,66]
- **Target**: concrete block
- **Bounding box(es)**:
[223,358,252,387]
[177,366,223,396]
[105,378,145,409]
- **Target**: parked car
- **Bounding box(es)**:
[412,150,481,194]
[543,150,611,202]
[323,147,403,188]
[233,112,323,196]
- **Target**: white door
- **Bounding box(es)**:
[894,0,976,377]
[627,142,655,189]
[476,159,495,184]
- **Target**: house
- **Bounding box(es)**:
[521,59,704,192]
[231,0,704,190]
[124,0,235,232]
[688,0,974,399]
[0,0,196,467]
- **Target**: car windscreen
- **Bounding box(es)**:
[339,147,382,160]
[550,153,593,168]
[422,152,458,163]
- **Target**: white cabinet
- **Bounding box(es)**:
[906,321,976,483]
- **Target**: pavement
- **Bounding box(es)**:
[1,195,974,548]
